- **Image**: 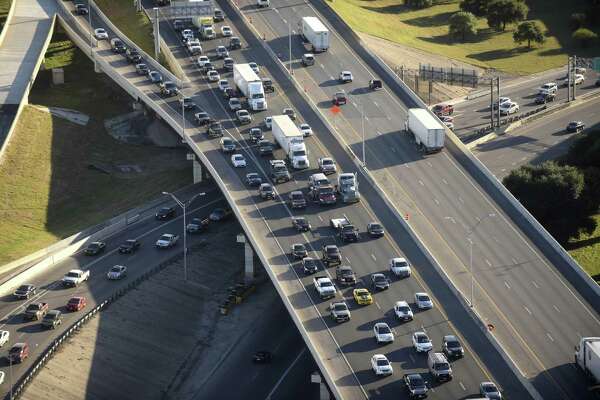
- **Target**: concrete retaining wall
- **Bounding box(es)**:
[0,0,17,47]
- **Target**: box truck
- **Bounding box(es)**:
[272,115,309,169]
[575,337,600,390]
[300,17,329,52]
[408,108,445,153]
[233,64,267,111]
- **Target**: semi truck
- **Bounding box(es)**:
[336,172,360,203]
[272,115,309,169]
[575,337,600,390]
[193,17,215,40]
[233,64,267,111]
[300,17,329,52]
[407,108,445,153]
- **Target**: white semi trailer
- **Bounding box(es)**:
[575,337,600,390]
[233,64,267,111]
[272,115,309,169]
[407,108,445,153]
[300,17,329,52]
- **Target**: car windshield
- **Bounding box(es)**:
[375,275,385,282]
[483,385,496,393]
[293,244,304,250]
[292,193,303,200]
[410,376,424,386]
[327,247,338,254]
[378,325,391,334]
[376,359,389,367]
[68,298,79,304]
[322,159,333,165]
[111,267,122,272]
[357,290,368,296]
[66,272,79,278]
[447,340,460,348]
[17,285,29,291]
[321,281,333,288]
[160,235,170,241]
[435,363,450,370]
[398,306,410,312]
[418,295,430,301]
[159,207,170,213]
[88,243,99,249]
[333,304,347,311]
[304,259,315,266]
[394,260,407,267]
[417,335,429,343]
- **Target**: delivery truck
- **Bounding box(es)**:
[272,115,309,169]
[300,17,329,52]
[575,337,600,390]
[233,64,267,111]
[408,108,445,153]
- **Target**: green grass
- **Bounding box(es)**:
[568,214,600,279]
[328,0,600,74]
[0,28,192,265]
[0,0,12,34]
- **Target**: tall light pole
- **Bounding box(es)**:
[9,355,13,400]
[88,3,93,58]
[162,191,206,281]
[181,98,185,137]
[466,213,496,308]
[288,22,293,75]
[361,100,366,167]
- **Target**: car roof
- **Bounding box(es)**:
[395,300,409,306]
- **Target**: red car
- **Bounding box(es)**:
[67,296,87,312]
[432,104,454,116]
[332,91,347,106]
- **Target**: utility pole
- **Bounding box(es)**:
[496,77,500,128]
[490,79,494,128]
[88,4,93,58]
[573,55,577,101]
[154,8,160,60]
[288,22,293,75]
[361,101,366,167]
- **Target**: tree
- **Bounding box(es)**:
[563,130,600,168]
[572,28,598,47]
[449,12,478,40]
[460,0,490,17]
[503,162,595,243]
[513,21,545,48]
[569,13,587,31]
[486,0,529,31]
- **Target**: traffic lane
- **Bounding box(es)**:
[473,96,600,178]
[0,196,227,397]
[245,2,600,396]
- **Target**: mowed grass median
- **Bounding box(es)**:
[328,0,600,74]
[0,28,191,265]
[569,214,600,279]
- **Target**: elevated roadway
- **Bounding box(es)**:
[229,0,600,398]
[0,1,533,399]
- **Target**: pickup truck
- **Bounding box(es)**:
[24,303,48,320]
[156,233,179,248]
[336,265,357,286]
[62,269,90,287]
[270,160,291,183]
[313,276,336,299]
[330,218,359,242]
[322,244,342,267]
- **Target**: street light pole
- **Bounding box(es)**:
[466,213,496,308]
[88,5,93,58]
[162,191,206,282]
[288,22,293,75]
[361,101,366,167]
[182,99,185,137]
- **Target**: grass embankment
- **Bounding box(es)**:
[569,214,600,278]
[0,28,191,265]
[0,0,12,34]
[328,0,600,74]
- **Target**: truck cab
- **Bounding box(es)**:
[337,173,360,203]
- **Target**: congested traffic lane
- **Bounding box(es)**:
[231,1,600,399]
[137,2,530,399]
[0,188,224,399]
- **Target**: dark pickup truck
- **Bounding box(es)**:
[322,244,342,267]
[25,303,48,320]
[336,265,357,286]
[330,218,359,242]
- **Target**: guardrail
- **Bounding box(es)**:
[0,0,17,47]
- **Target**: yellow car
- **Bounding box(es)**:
[353,288,373,305]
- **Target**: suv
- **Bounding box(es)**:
[442,335,464,359]
[322,244,341,266]
[428,352,452,382]
[432,103,454,116]
[302,53,315,66]
[229,37,242,50]
[110,38,127,53]
[118,239,140,254]
[207,120,224,137]
[42,310,62,329]
[538,82,557,95]
[369,79,382,90]
[160,81,179,97]
[330,301,351,323]
[220,137,236,153]
[194,111,211,125]
[258,140,274,156]
[259,183,274,199]
[126,48,142,63]
[335,265,356,286]
[289,191,307,209]
[270,160,290,183]
[332,91,347,106]
[213,9,224,22]
[155,206,176,220]
[535,92,555,104]
[75,4,89,15]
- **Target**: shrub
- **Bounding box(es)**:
[449,11,478,41]
[513,21,545,48]
[572,28,598,47]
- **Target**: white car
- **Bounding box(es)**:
[221,26,233,37]
[299,123,313,137]
[412,331,433,353]
[218,79,230,92]
[390,257,411,278]
[249,62,260,74]
[231,154,247,168]
[216,45,229,59]
[443,121,454,130]
[229,97,242,111]
[155,233,179,248]
[415,292,433,309]
[371,354,393,376]
[0,330,9,347]
[538,82,557,95]
[318,157,337,174]
[0,371,4,385]
[339,71,353,83]
[181,29,194,41]
[499,101,519,115]
[94,28,108,40]
[493,96,511,110]
[107,265,127,280]
[207,70,220,82]
[563,73,585,86]
[373,322,394,344]
[263,116,273,130]
[394,301,413,321]
[197,56,210,68]
[480,381,502,399]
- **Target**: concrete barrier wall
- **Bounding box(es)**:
[0,0,17,47]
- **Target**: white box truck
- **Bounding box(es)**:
[300,17,329,52]
[233,64,267,111]
[575,337,600,389]
[408,108,445,153]
[272,115,309,169]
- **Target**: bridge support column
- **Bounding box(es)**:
[237,234,254,285]
[311,372,330,400]
[192,157,203,183]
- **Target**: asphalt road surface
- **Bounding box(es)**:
[473,95,600,179]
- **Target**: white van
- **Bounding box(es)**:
[257,0,270,7]
[309,173,329,190]
[428,352,452,382]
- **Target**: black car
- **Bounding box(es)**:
[534,92,555,104]
[367,222,384,237]
[118,239,141,254]
[567,121,585,133]
[371,273,390,290]
[148,70,163,84]
[292,217,311,232]
[245,173,263,186]
[186,217,208,233]
[213,9,225,22]
[322,244,341,266]
[223,57,235,72]
[302,257,318,274]
[282,108,296,120]
[75,4,88,15]
[229,37,242,50]
[194,111,211,125]
[291,243,308,259]
[442,335,464,359]
[160,81,179,97]
[404,373,428,399]
[253,350,272,363]
[258,140,274,156]
[111,38,127,53]
[336,265,356,285]
[369,79,382,90]
[180,97,196,110]
[262,78,275,93]
[223,87,239,100]
[135,63,149,75]
[155,206,176,220]
[84,241,106,256]
[596,78,600,87]
[126,48,142,63]
[209,207,232,221]
[13,284,36,300]
[249,128,264,143]
[339,224,359,242]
